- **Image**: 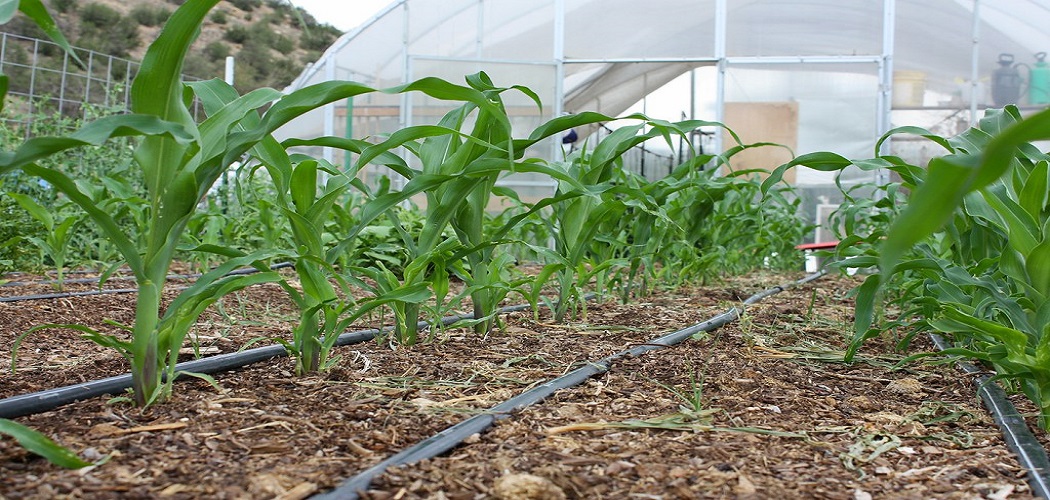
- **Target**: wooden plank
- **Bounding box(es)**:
[721,102,799,184]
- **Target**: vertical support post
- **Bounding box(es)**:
[553,0,565,165]
[323,55,336,165]
[104,55,113,109]
[475,0,484,59]
[28,39,38,123]
[59,44,69,115]
[713,0,727,161]
[397,1,411,193]
[970,0,981,125]
[875,0,896,191]
[224,56,235,85]
[83,50,94,118]
[344,97,354,171]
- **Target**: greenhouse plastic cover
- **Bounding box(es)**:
[277,0,1050,179]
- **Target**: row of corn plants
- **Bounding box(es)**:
[1,0,807,466]
[767,105,1050,429]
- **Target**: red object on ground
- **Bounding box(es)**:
[794,241,839,250]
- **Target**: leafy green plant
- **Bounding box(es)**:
[340,74,579,343]
[776,106,1050,428]
[0,0,385,405]
[0,418,92,469]
[7,193,82,289]
[523,117,731,320]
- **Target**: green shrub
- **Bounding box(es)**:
[204,40,229,62]
[210,9,228,24]
[80,3,121,28]
[130,5,172,27]
[301,29,337,52]
[229,0,261,12]
[0,191,45,274]
[270,33,294,53]
[78,4,139,57]
[52,0,77,14]
[224,24,249,44]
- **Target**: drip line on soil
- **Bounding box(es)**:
[0,302,534,419]
[313,271,827,500]
[0,288,141,302]
[929,333,1050,498]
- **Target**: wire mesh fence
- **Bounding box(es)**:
[1,31,200,138]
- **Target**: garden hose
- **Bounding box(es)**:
[930,334,1050,498]
[314,272,825,499]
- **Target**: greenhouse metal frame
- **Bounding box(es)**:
[278,0,1050,228]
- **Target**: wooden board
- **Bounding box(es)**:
[721,102,799,184]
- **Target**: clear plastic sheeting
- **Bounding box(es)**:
[275,0,1050,236]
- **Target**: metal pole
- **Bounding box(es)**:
[970,0,981,125]
[323,55,336,165]
[714,0,727,165]
[224,56,235,85]
[553,0,566,165]
[875,0,896,191]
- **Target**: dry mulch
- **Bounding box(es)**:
[0,270,1047,499]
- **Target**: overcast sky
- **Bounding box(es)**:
[290,0,392,32]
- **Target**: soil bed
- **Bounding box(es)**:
[0,271,1047,499]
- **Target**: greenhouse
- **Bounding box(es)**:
[3,0,1050,497]
[280,0,1050,240]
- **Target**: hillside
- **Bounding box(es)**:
[3,0,343,93]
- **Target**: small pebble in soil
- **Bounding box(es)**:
[886,377,923,396]
[492,473,566,500]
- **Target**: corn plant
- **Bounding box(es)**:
[524,118,728,321]
[4,0,416,404]
[6,193,81,289]
[772,106,1050,428]
[341,75,587,343]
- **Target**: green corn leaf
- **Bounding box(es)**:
[0,75,8,114]
[1027,239,1050,302]
[194,85,282,161]
[0,418,91,469]
[846,273,881,362]
[162,250,283,316]
[875,126,954,156]
[282,137,412,176]
[762,152,852,194]
[290,161,318,215]
[879,153,978,276]
[973,108,1050,189]
[0,114,192,175]
[19,163,142,276]
[938,306,1030,359]
[159,270,283,366]
[9,0,81,67]
[1019,161,1049,221]
[7,193,54,229]
[132,0,218,197]
[980,183,1040,255]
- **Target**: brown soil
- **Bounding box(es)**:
[0,270,1047,499]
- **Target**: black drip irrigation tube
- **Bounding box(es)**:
[929,334,1050,498]
[0,304,534,419]
[313,271,828,500]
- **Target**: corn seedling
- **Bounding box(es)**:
[6,193,81,290]
[776,105,1050,429]
[0,418,92,469]
[0,0,405,404]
